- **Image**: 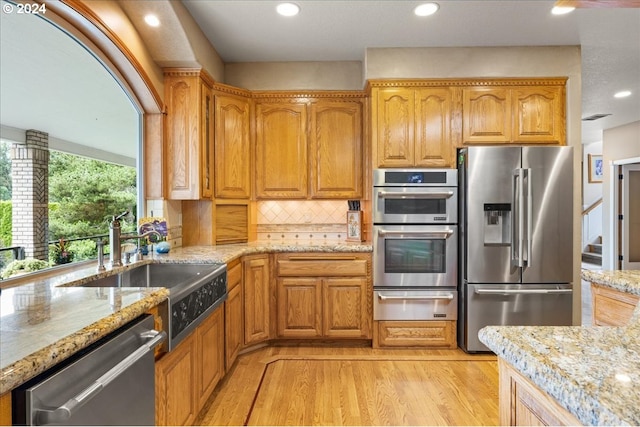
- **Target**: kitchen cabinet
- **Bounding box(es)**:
[156,331,197,426]
[591,283,639,326]
[463,83,565,145]
[225,259,244,369]
[164,68,214,200]
[498,358,581,426]
[214,90,251,199]
[244,254,272,345]
[255,100,308,198]
[373,320,457,348]
[195,305,225,410]
[371,85,457,168]
[310,99,363,198]
[275,253,371,339]
[0,392,10,425]
[254,94,365,199]
[156,305,225,426]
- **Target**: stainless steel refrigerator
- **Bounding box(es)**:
[458,146,574,352]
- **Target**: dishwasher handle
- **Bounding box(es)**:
[35,329,166,425]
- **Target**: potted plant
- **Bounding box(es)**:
[51,238,74,265]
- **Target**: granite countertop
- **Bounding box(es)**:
[480,270,640,426]
[0,241,372,395]
[581,269,640,296]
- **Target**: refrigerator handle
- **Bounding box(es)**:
[512,169,524,267]
[524,168,533,267]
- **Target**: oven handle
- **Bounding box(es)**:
[474,289,572,295]
[377,191,455,199]
[35,329,166,425]
[377,293,455,301]
[377,229,454,239]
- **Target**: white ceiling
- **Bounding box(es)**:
[0,0,638,163]
[182,0,640,145]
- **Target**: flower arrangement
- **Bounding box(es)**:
[51,238,74,265]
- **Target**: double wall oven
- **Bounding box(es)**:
[373,169,458,321]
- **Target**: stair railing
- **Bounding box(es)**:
[582,198,603,251]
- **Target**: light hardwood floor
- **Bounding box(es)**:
[195,344,498,426]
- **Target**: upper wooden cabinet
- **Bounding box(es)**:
[164,69,214,200]
[214,89,251,199]
[372,86,456,168]
[255,100,308,198]
[463,82,566,145]
[254,94,364,199]
[310,100,363,198]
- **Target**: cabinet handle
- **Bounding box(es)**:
[286,256,358,261]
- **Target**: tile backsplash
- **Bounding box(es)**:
[257,200,350,241]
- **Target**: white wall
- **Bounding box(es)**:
[602,121,640,269]
[365,46,583,324]
[583,141,603,208]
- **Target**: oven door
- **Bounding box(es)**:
[373,225,457,288]
[373,186,457,224]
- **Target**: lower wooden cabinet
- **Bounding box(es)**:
[498,358,580,426]
[244,254,272,345]
[155,306,225,426]
[373,320,457,348]
[591,283,639,326]
[225,260,244,369]
[275,253,371,339]
[0,392,11,426]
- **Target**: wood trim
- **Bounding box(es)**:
[251,90,367,99]
[53,0,163,113]
[367,77,568,89]
[164,67,215,88]
[582,198,603,216]
[555,0,640,7]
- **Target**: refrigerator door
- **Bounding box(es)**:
[461,282,573,352]
[521,146,573,283]
[462,147,521,283]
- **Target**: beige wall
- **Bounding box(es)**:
[366,46,583,324]
[602,121,640,269]
[225,61,364,90]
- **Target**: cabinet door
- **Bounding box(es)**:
[200,83,214,198]
[195,307,225,409]
[225,263,243,369]
[463,87,511,144]
[323,277,369,338]
[243,255,271,345]
[512,86,565,144]
[309,100,363,198]
[255,102,308,198]
[165,75,202,199]
[155,332,197,426]
[277,277,323,338]
[415,88,456,168]
[374,88,415,167]
[215,94,251,198]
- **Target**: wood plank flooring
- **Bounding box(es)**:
[195,344,499,426]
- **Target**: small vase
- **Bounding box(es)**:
[155,241,171,254]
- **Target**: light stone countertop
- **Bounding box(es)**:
[0,241,372,395]
[480,270,640,426]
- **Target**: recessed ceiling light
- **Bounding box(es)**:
[614,90,632,98]
[551,6,575,15]
[277,3,300,17]
[144,14,160,27]
[414,3,439,17]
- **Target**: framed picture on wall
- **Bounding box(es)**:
[588,154,604,183]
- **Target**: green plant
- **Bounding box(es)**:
[49,238,74,265]
[1,259,50,279]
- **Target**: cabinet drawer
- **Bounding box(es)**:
[227,261,242,292]
[277,257,367,277]
[373,320,457,348]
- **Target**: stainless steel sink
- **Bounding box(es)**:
[81,262,227,351]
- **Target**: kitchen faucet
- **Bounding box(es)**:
[109,211,129,267]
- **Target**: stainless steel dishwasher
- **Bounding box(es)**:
[13,314,165,425]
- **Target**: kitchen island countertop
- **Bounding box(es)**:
[0,241,372,394]
[480,269,640,426]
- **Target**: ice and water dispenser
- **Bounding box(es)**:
[483,203,511,245]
